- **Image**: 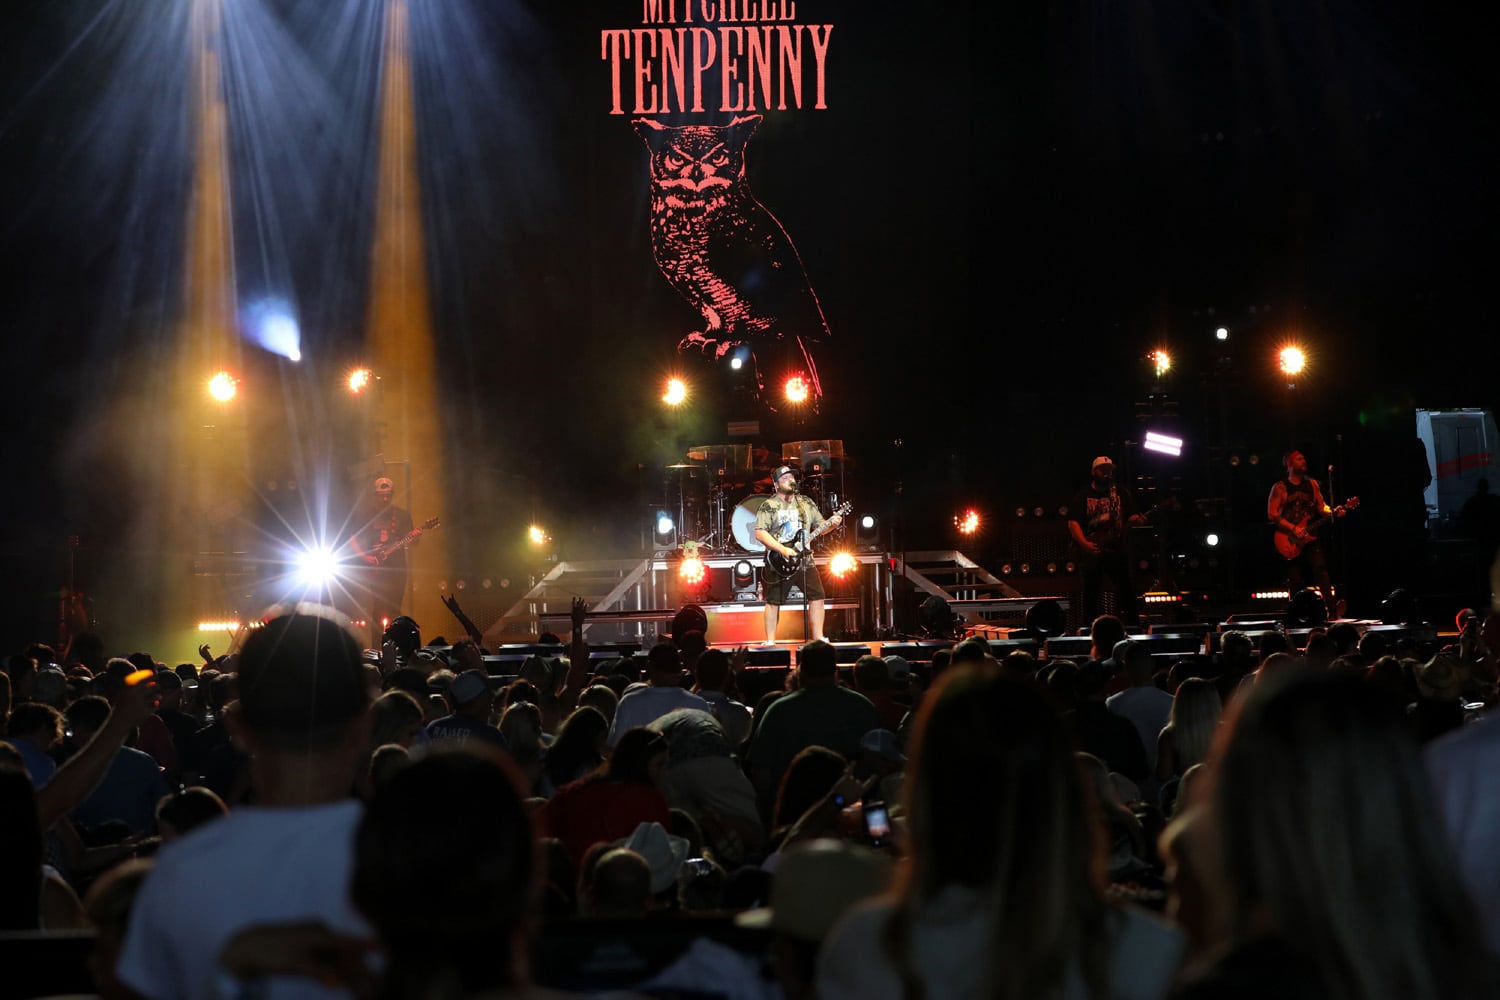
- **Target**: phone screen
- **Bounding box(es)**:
[863,801,890,843]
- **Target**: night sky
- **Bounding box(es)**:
[0,0,1494,650]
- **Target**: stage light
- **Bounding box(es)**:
[1279,345,1306,377]
[655,512,675,537]
[528,525,550,547]
[293,547,341,590]
[347,368,374,394]
[784,375,810,404]
[663,377,688,406]
[678,554,707,585]
[1046,561,1058,574]
[733,559,754,585]
[828,552,858,578]
[1000,563,1013,575]
[207,371,238,402]
[1216,327,1229,341]
[955,509,981,535]
[1206,533,1220,546]
[859,514,875,530]
[727,345,751,371]
[1150,349,1171,377]
[241,297,301,362]
[197,620,241,633]
[1143,430,1183,457]
[1064,560,1077,573]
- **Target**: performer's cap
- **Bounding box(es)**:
[773,465,797,481]
[374,477,394,494]
[1091,456,1113,471]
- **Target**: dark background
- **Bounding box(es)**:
[0,0,1494,652]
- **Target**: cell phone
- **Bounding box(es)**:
[863,800,890,846]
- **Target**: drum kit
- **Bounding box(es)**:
[658,441,849,554]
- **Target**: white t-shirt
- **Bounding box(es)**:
[1106,686,1175,773]
[116,799,370,1000]
[608,686,710,745]
[1427,714,1500,957]
[816,887,1183,1000]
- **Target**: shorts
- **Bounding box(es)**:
[762,560,825,605]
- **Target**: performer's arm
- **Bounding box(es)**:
[756,527,796,558]
[1311,481,1333,516]
[349,526,379,566]
[1067,518,1097,555]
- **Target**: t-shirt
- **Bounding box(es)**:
[1427,714,1500,957]
[541,779,673,865]
[425,713,510,752]
[71,745,171,836]
[1069,483,1139,551]
[116,799,370,1000]
[817,888,1184,1000]
[755,494,826,550]
[746,686,881,790]
[608,685,711,746]
[1105,686,1174,773]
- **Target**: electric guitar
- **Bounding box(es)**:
[373,517,439,563]
[1071,496,1180,565]
[764,502,852,577]
[1274,498,1358,559]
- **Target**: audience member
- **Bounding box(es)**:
[1105,639,1174,777]
[745,641,880,813]
[116,610,374,1000]
[425,669,508,752]
[608,643,710,745]
[816,666,1183,999]
[1174,670,1498,999]
[542,726,672,866]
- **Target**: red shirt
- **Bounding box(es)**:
[541,778,672,866]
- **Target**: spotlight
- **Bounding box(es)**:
[655,512,675,537]
[859,514,876,530]
[207,371,238,402]
[293,547,340,591]
[663,377,688,406]
[1150,349,1171,377]
[347,368,374,394]
[1287,588,1327,628]
[1205,533,1220,547]
[1215,327,1229,341]
[678,555,706,585]
[732,559,754,585]
[828,552,858,578]
[241,297,301,362]
[1278,345,1306,377]
[855,514,880,550]
[727,345,751,371]
[784,375,810,404]
[955,509,981,535]
[528,525,550,547]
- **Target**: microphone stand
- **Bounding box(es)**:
[796,490,812,645]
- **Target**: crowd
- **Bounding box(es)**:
[4,589,1500,999]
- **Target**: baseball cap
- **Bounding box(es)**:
[860,728,906,763]
[772,465,796,482]
[448,669,491,707]
[374,477,394,493]
[1092,456,1113,471]
[881,654,912,681]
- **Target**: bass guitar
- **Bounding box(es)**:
[1274,498,1358,560]
[764,502,852,577]
[374,517,440,563]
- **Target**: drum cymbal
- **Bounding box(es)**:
[665,463,701,470]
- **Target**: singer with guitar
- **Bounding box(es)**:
[1068,456,1151,625]
[349,475,424,645]
[1268,449,1350,619]
[754,465,845,645]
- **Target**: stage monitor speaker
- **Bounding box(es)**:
[745,647,792,667]
[880,641,952,663]
[834,644,872,664]
[986,639,1040,658]
[1043,635,1095,659]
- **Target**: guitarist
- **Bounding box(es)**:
[349,475,421,643]
[1267,449,1343,618]
[754,465,844,645]
[1068,456,1150,625]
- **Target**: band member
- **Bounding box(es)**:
[755,465,843,644]
[349,476,419,641]
[1068,456,1148,625]
[1267,449,1343,617]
